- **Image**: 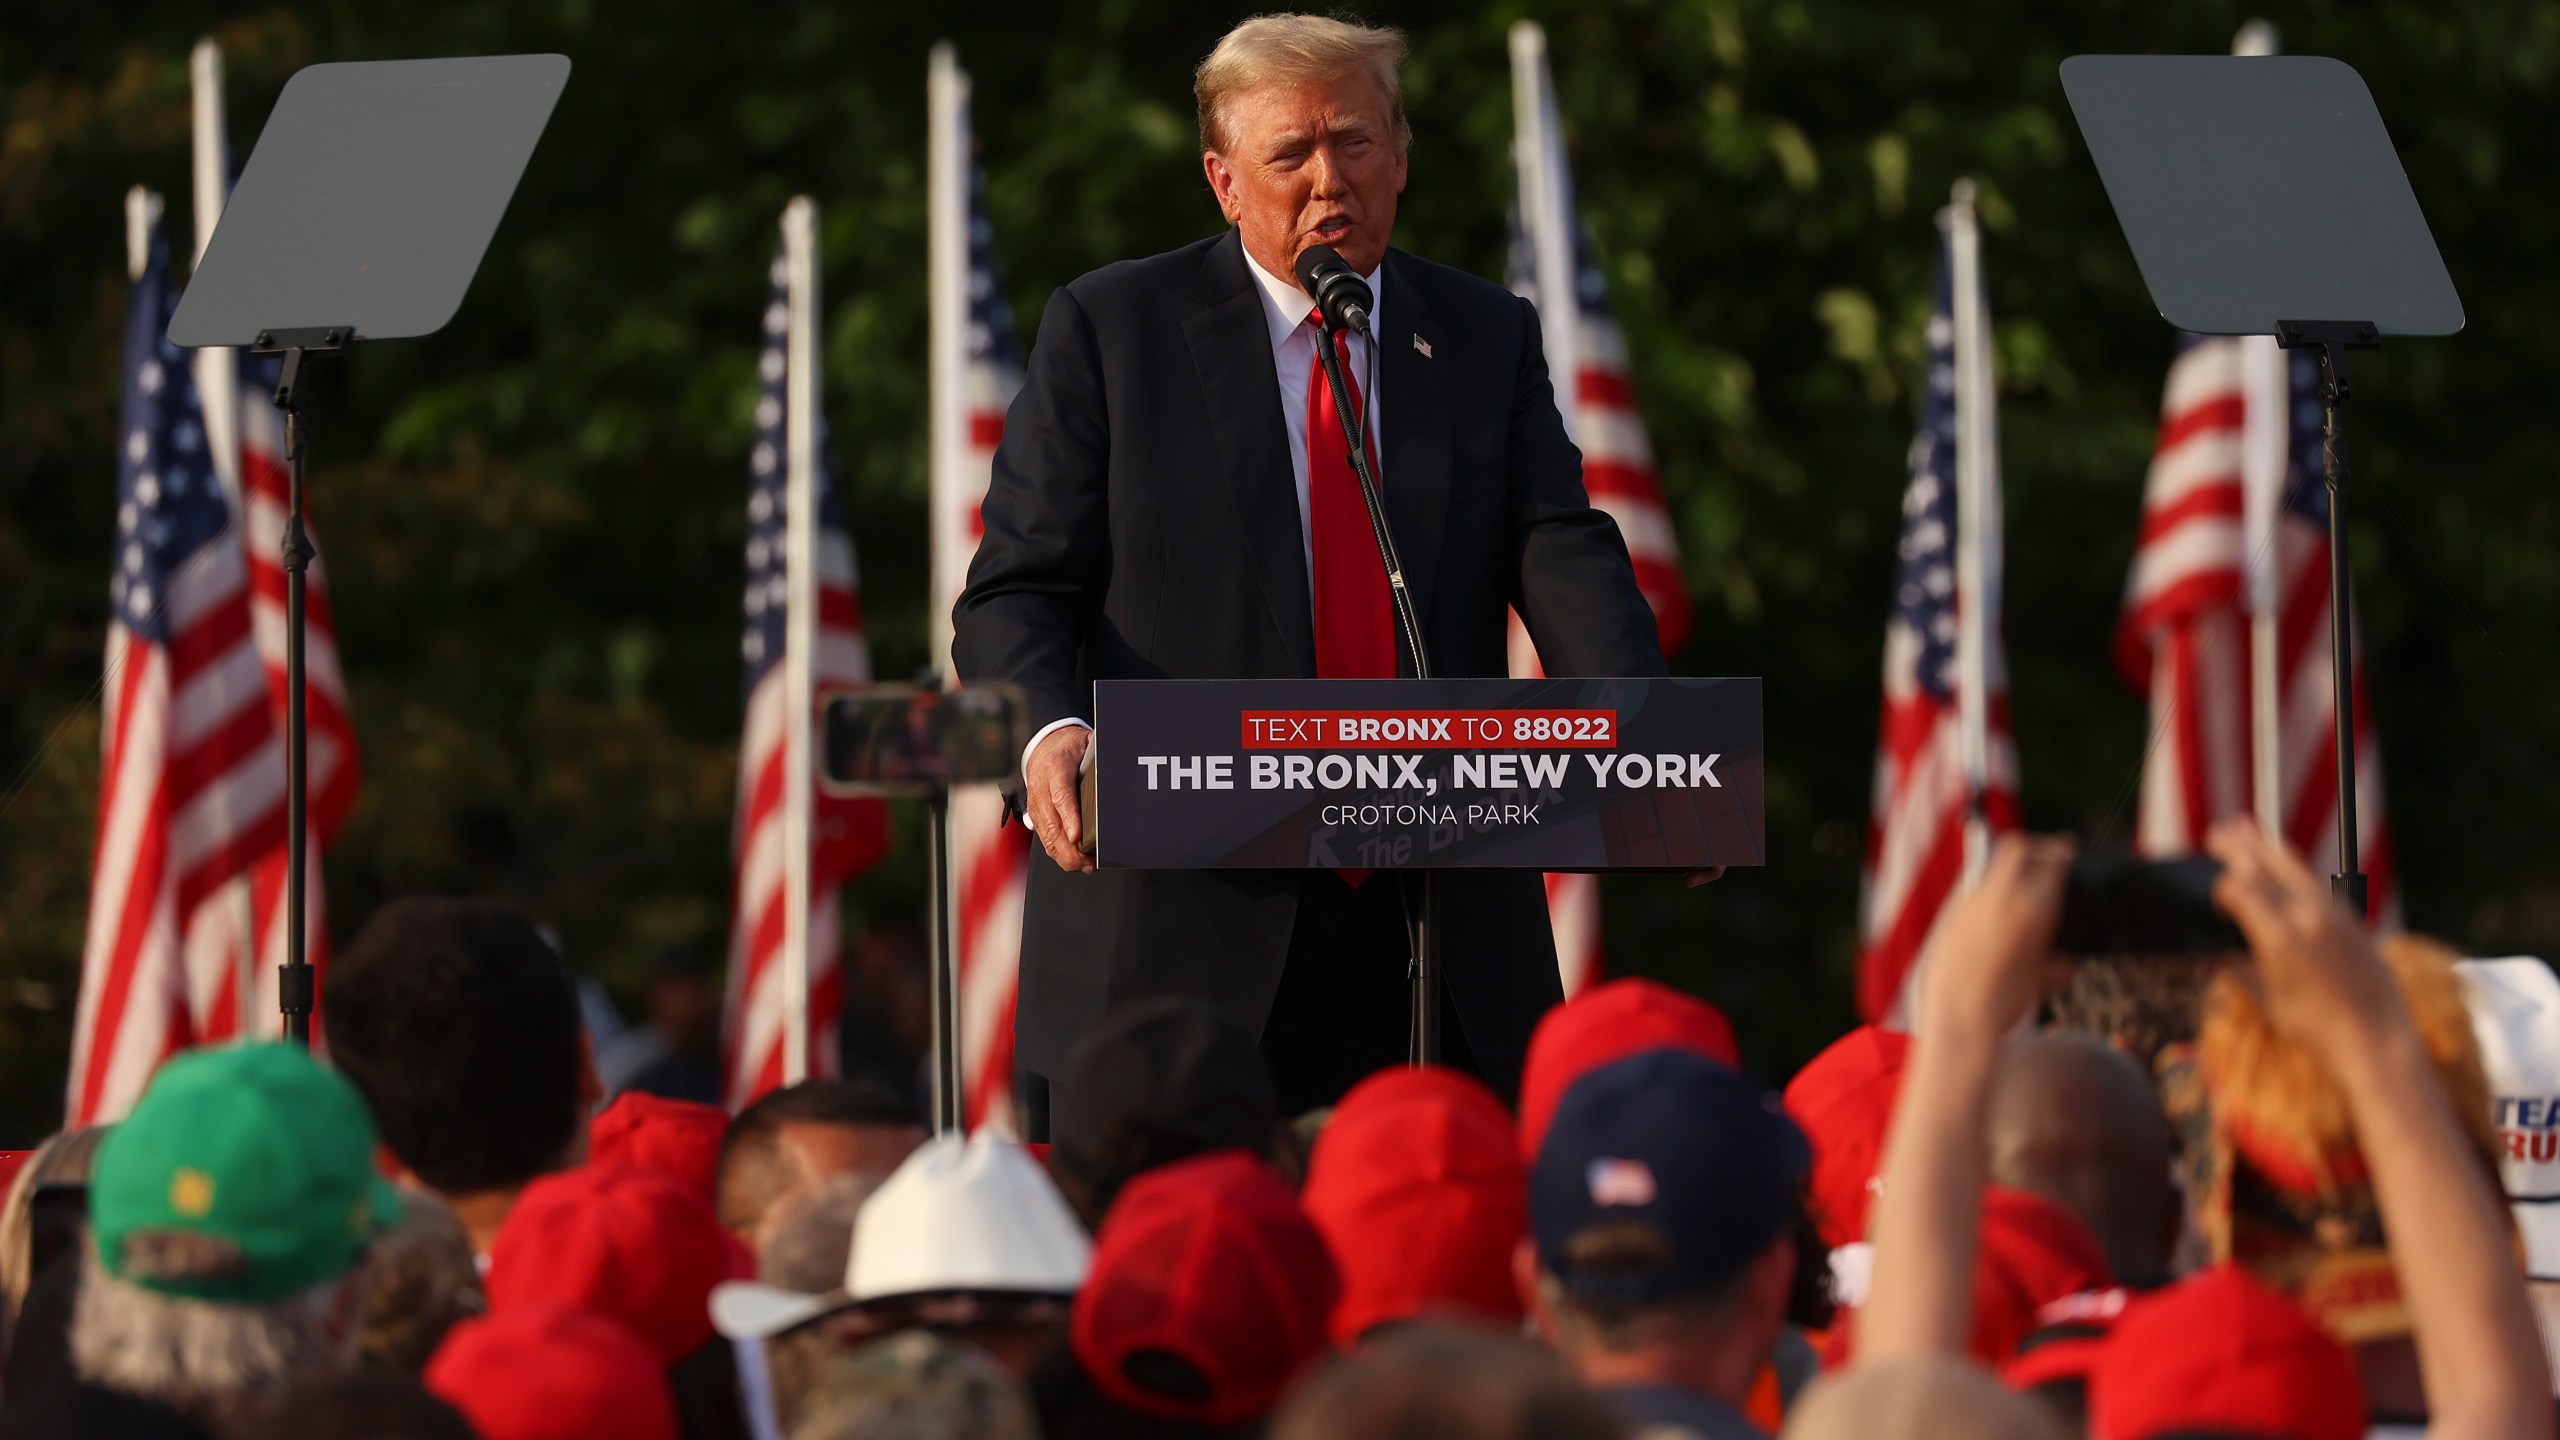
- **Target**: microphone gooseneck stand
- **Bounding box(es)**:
[1311,307,1442,1066]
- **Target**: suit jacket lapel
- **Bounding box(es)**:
[1183,230,1316,676]
[1378,251,1453,636]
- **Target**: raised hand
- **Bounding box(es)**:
[2204,816,2403,1059]
[1917,832,2075,1041]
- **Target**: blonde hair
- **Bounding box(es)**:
[1194,14,1410,155]
[2199,931,2497,1191]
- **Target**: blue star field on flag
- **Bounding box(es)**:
[965,163,1020,369]
[1895,252,1961,703]
[114,236,230,644]
[741,247,849,697]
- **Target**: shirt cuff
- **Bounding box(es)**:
[1020,718,1094,825]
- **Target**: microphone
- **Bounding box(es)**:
[1294,244,1373,337]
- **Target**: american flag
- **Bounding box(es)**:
[1857,234,2020,1025]
[929,46,1032,1133]
[179,351,361,1043]
[1506,21,1691,997]
[723,241,889,1108]
[2120,334,2393,918]
[69,220,287,1125]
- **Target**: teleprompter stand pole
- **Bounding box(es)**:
[2275,320,2379,921]
[253,327,349,1046]
[1312,328,1441,1066]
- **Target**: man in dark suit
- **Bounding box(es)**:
[954,14,1677,1125]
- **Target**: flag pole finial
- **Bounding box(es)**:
[125,187,161,281]
[2234,20,2280,57]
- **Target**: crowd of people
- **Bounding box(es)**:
[0,817,2554,1438]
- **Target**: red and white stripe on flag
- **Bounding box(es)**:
[2119,336,2394,920]
[180,357,361,1045]
[71,229,286,1125]
[724,243,890,1109]
[1505,22,1692,997]
[1856,236,2020,1027]
[930,46,1032,1132]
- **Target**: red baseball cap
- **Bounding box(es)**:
[1518,979,1740,1157]
[2089,1265,2367,1440]
[1782,1025,1909,1249]
[484,1161,751,1364]
[1998,1284,2133,1396]
[1972,1187,2113,1364]
[1822,1187,2111,1372]
[426,1302,679,1440]
[1300,1066,1526,1346]
[587,1091,726,1208]
[1072,1149,1340,1427]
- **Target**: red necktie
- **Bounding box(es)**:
[1305,313,1393,888]
[1305,311,1396,680]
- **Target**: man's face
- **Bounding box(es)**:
[1203,70,1408,288]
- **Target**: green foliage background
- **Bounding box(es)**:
[6,0,2558,1139]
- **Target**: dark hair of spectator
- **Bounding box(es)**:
[325,897,585,1195]
[2042,954,2235,1075]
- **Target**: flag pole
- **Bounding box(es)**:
[1946,179,1996,885]
[190,40,238,486]
[189,36,260,1038]
[780,196,820,1086]
[923,44,968,1135]
[2239,336,2286,835]
[1509,22,1579,435]
[2234,19,2287,836]
[927,45,968,671]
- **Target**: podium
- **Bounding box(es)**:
[1087,674,1763,1079]
[1088,677,1765,873]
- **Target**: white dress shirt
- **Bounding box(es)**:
[1019,250,1386,792]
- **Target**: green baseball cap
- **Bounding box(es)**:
[90,1042,402,1303]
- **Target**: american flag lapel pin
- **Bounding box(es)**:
[1412,332,1432,359]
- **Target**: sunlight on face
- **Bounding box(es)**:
[1203,70,1409,290]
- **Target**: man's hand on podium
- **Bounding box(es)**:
[1684,867,1725,887]
[1026,725,1098,874]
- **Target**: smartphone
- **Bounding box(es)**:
[818,683,1028,793]
[27,1181,88,1278]
[2052,855,2246,956]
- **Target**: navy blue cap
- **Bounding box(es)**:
[1530,1048,1811,1304]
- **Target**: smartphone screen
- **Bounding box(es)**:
[820,683,1027,791]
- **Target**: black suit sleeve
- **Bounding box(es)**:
[952,287,1112,732]
[1504,296,1672,678]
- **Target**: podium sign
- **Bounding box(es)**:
[1091,677,1763,871]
